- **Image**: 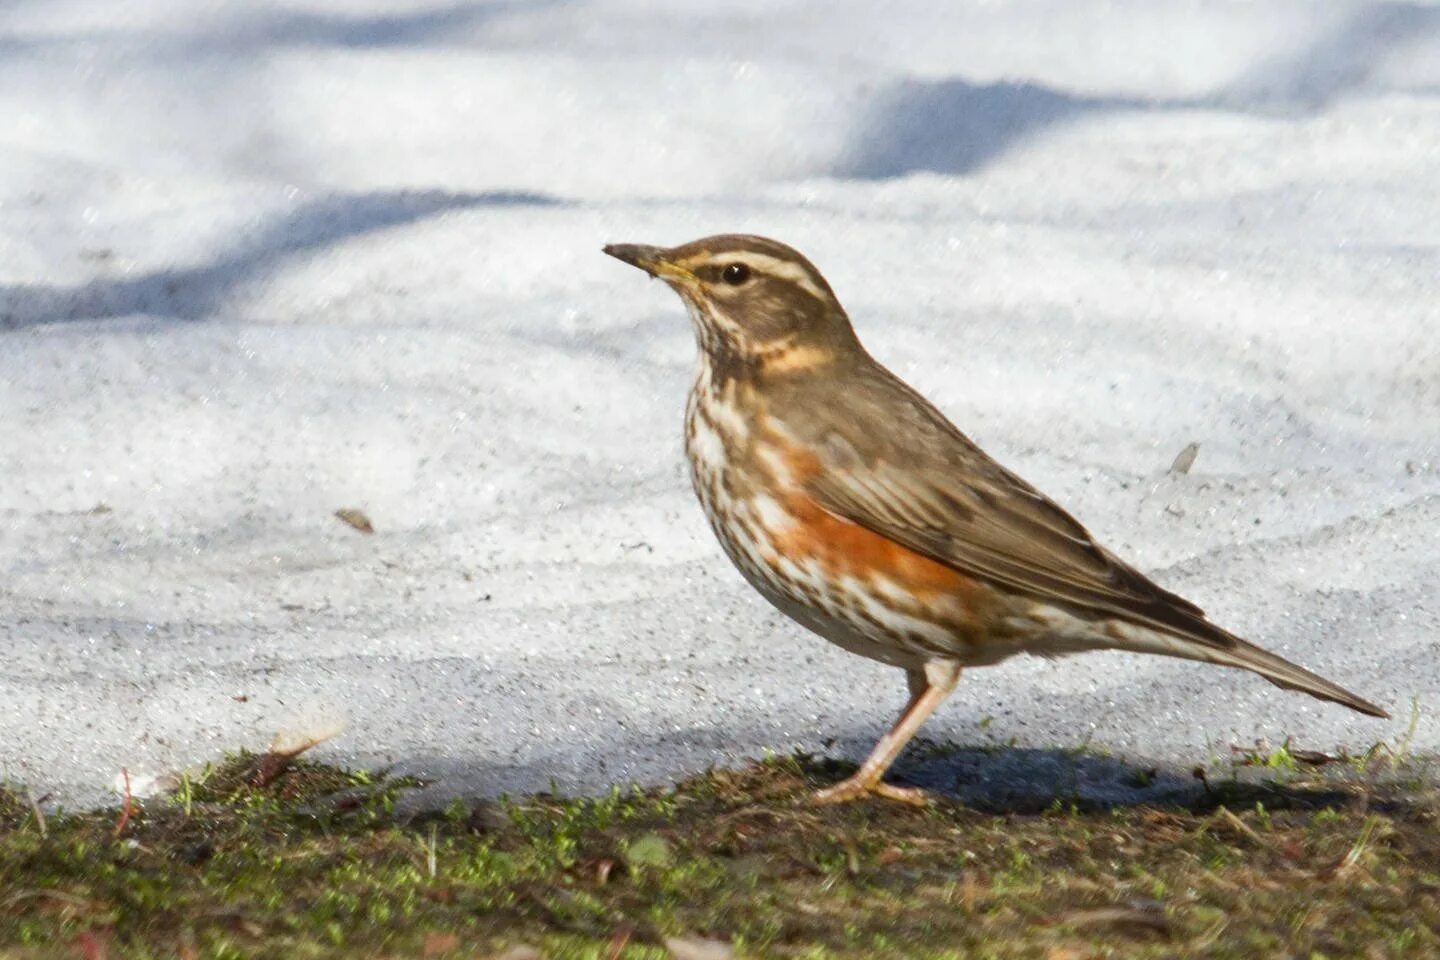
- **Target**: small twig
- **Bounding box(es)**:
[1390,696,1422,770]
[1215,806,1267,847]
[1,889,95,911]
[1192,910,1231,949]
[1331,815,1380,880]
[25,789,47,838]
[113,768,136,838]
[1059,901,1170,937]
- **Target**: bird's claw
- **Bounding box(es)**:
[811,776,932,807]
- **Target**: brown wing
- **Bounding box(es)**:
[789,362,1238,650]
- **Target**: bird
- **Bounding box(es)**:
[602,234,1388,805]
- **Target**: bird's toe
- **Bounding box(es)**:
[811,776,932,807]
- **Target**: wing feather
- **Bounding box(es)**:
[791,368,1228,649]
[759,356,1386,715]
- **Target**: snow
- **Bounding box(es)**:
[2,0,1437,809]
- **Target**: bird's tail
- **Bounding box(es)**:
[1114,623,1389,719]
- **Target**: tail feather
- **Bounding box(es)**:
[1112,622,1389,719]
[1207,635,1389,718]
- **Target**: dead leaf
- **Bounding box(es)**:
[248,729,336,788]
[1291,748,1341,766]
[75,930,112,960]
[334,507,374,534]
[1168,442,1199,475]
[961,870,979,911]
[423,932,460,956]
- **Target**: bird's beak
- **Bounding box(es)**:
[603,243,693,282]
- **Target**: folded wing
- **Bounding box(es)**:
[785,362,1386,717]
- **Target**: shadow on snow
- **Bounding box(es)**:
[0,189,562,330]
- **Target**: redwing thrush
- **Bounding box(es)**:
[604,234,1388,805]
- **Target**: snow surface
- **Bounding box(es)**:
[2,0,1438,809]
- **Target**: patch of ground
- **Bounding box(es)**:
[2,748,1437,958]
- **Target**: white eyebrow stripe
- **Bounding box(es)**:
[733,252,830,302]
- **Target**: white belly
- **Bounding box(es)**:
[684,380,939,670]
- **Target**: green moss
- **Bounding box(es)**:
[2,750,1438,958]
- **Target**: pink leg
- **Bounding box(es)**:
[813,661,962,806]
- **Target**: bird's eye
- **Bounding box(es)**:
[721,263,751,285]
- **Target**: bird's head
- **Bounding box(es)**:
[604,234,861,376]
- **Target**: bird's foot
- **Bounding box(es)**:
[811,776,931,807]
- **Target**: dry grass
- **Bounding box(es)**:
[1,748,1437,958]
